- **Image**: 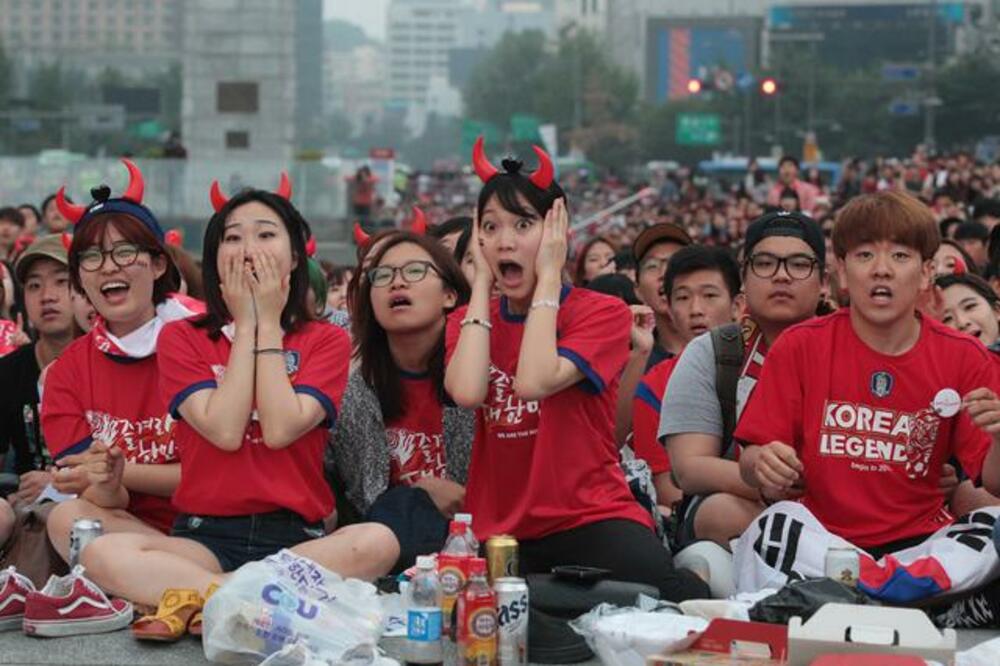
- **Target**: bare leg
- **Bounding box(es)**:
[47,498,162,562]
[80,532,224,607]
[693,493,764,548]
[0,499,14,549]
[292,523,399,580]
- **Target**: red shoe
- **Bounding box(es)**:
[23,566,133,637]
[0,567,35,632]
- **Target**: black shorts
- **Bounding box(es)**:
[171,510,325,573]
[365,485,449,574]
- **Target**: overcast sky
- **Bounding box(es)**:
[324,0,388,41]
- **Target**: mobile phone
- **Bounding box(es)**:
[551,565,612,581]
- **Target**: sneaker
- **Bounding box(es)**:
[0,567,35,632]
[931,577,1000,629]
[23,566,133,637]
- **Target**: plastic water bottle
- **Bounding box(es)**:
[406,556,443,665]
[454,512,479,553]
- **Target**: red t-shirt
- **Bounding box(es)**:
[42,332,178,533]
[159,319,348,523]
[386,374,446,486]
[735,309,999,548]
[631,357,678,475]
[446,286,653,541]
[0,320,21,357]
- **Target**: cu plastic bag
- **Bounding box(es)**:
[202,549,385,664]
[570,600,708,666]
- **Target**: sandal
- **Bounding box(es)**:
[186,583,219,638]
[132,588,204,642]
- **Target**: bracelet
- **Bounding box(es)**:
[530,299,560,311]
[460,317,492,330]
[254,347,285,356]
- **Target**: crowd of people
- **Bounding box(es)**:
[2,138,1000,643]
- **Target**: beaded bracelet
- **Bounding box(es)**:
[460,317,492,330]
[530,299,560,311]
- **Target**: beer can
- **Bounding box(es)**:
[824,547,860,587]
[69,519,104,569]
[494,577,528,666]
[485,535,518,583]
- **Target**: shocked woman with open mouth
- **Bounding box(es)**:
[445,138,710,602]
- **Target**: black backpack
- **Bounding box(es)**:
[710,322,745,457]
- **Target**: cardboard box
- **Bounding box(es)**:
[787,603,956,665]
[647,618,788,665]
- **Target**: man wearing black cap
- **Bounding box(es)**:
[632,222,692,371]
[658,211,826,549]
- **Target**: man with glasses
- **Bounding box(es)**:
[632,223,693,371]
[658,211,825,551]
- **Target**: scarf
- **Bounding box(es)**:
[91,295,204,359]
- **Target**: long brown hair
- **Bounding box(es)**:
[352,232,470,422]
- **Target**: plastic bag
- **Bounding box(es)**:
[957,636,1000,666]
[202,549,384,664]
[258,643,399,666]
[570,602,707,666]
[748,578,877,625]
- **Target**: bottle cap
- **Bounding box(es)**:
[455,513,473,525]
[448,520,465,535]
[416,555,435,569]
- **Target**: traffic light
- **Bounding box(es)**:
[760,77,779,96]
[687,78,703,95]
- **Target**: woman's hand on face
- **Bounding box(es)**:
[469,210,494,289]
[248,248,289,327]
[220,249,256,329]
[535,198,569,284]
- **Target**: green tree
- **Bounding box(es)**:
[463,30,548,129]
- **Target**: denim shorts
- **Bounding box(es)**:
[171,510,326,572]
[365,485,449,574]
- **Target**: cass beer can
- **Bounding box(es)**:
[485,535,518,583]
[69,519,104,568]
[494,577,528,666]
[825,547,860,587]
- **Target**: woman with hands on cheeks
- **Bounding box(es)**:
[77,180,399,642]
[444,138,709,602]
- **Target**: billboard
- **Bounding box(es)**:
[768,3,966,68]
[645,17,762,104]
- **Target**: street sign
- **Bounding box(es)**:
[676,113,721,146]
[882,64,921,82]
[888,99,920,116]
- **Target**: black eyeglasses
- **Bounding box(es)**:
[367,261,440,287]
[747,252,818,280]
[78,243,150,272]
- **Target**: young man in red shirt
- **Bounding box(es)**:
[631,245,742,511]
[735,190,1000,610]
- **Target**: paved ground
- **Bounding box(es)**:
[0,630,996,665]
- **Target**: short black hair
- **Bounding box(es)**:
[0,207,25,227]
[954,220,990,243]
[663,245,741,302]
[940,216,964,238]
[429,216,472,266]
[778,155,800,170]
[613,250,635,271]
[973,198,1000,221]
[935,272,999,306]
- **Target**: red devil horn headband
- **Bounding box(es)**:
[305,237,317,257]
[353,222,370,246]
[472,135,554,190]
[209,172,293,213]
[56,158,145,225]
